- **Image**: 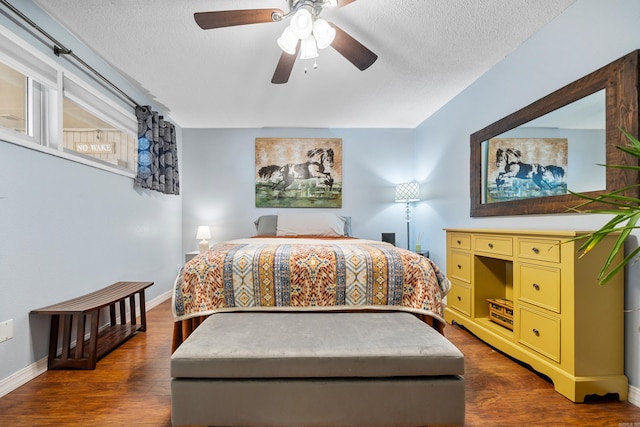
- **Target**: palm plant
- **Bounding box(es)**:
[569,128,640,284]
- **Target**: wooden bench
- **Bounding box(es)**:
[31,281,153,370]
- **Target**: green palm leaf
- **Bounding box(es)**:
[570,128,640,284]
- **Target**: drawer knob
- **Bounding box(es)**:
[457,240,461,244]
[457,296,462,301]
[532,283,540,290]
[457,264,462,269]
[532,328,540,336]
[532,247,540,254]
[488,243,494,249]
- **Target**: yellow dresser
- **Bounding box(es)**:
[444,228,627,402]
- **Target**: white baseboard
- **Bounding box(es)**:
[147,289,171,310]
[628,384,640,407]
[0,357,48,398]
[0,290,171,398]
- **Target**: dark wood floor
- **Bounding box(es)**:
[1,299,640,426]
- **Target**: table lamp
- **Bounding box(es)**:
[196,225,211,254]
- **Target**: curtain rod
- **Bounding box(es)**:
[0,0,143,110]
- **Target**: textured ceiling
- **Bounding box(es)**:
[33,0,576,129]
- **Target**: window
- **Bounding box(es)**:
[0,60,47,144]
[0,26,56,148]
[0,25,137,175]
[63,96,137,171]
[0,61,26,134]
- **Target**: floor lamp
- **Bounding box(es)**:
[395,182,420,250]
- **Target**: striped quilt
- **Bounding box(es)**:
[172,238,451,322]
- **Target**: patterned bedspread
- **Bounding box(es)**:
[172,238,451,323]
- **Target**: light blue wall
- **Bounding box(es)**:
[413,0,640,388]
[3,0,640,401]
[181,128,417,252]
[0,141,183,380]
[0,1,182,383]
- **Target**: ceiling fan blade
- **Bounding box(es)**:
[194,9,283,29]
[337,0,358,7]
[272,43,300,84]
[329,24,378,71]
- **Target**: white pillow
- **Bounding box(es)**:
[276,213,346,237]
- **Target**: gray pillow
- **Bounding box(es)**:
[254,215,352,236]
[254,215,278,236]
[342,216,352,237]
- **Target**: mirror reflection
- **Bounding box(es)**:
[481,90,606,204]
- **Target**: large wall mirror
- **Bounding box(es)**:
[470,50,639,217]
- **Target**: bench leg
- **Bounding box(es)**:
[86,310,100,370]
[47,315,60,369]
[129,295,137,326]
[49,312,96,369]
[61,315,73,361]
[138,290,147,332]
[119,299,126,324]
[74,314,86,360]
[109,303,117,327]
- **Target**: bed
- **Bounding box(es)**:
[171,213,451,352]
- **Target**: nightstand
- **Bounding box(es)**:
[185,251,199,263]
[416,250,429,258]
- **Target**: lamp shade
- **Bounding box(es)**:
[277,26,298,55]
[395,182,420,202]
[290,8,313,39]
[300,35,319,59]
[313,19,336,49]
[196,225,211,240]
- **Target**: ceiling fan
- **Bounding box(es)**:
[194,0,378,84]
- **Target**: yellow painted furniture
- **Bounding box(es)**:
[444,229,627,402]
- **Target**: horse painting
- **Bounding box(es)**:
[275,148,335,190]
[255,137,342,208]
[495,148,566,191]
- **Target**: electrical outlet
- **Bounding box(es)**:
[0,319,13,343]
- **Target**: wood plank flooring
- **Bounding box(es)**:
[1,299,640,426]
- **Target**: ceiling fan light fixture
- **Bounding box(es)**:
[312,18,335,49]
[299,35,319,59]
[194,1,378,84]
[290,8,313,39]
[277,26,298,54]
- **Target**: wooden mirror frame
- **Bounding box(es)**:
[470,50,639,217]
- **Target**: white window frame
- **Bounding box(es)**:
[0,24,137,178]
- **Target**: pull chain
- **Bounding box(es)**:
[304,59,319,74]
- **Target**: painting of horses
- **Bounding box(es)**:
[486,138,568,203]
[255,138,342,208]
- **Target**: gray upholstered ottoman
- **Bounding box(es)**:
[171,312,465,427]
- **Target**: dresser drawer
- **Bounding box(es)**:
[519,264,561,313]
[449,251,471,283]
[447,282,471,316]
[448,233,471,251]
[473,235,513,256]
[519,307,560,363]
[518,238,561,263]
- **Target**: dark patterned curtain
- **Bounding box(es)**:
[135,106,180,195]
